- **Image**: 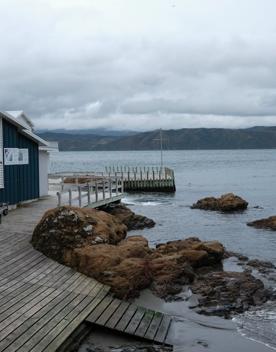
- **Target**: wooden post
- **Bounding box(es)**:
[78,186,82,207]
[95,181,99,202]
[109,179,112,198]
[121,176,124,193]
[57,192,61,207]
[102,180,105,200]
[87,183,91,205]
[116,177,118,195]
[69,189,72,206]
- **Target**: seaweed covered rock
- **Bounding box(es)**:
[191,193,248,212]
[102,203,155,230]
[192,271,270,318]
[31,206,127,262]
[247,216,276,230]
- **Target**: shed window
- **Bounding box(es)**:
[0,119,3,188]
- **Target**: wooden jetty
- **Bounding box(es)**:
[105,166,176,193]
[0,196,173,351]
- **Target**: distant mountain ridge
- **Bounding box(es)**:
[37,126,276,151]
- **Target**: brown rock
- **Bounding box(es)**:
[247,216,276,230]
[154,238,224,267]
[33,207,272,316]
[191,193,248,212]
[102,203,155,230]
[31,206,127,262]
[64,236,152,299]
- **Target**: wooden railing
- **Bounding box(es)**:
[56,177,124,208]
[104,166,176,192]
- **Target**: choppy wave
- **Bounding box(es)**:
[233,303,276,350]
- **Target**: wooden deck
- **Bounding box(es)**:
[0,197,172,351]
[86,296,172,344]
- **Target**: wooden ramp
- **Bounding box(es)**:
[86,296,172,344]
[0,197,172,351]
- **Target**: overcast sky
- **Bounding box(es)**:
[1,0,276,130]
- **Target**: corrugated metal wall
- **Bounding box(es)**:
[0,119,39,204]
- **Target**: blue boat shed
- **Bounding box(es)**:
[0,111,49,206]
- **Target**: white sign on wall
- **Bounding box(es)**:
[4,148,29,165]
[18,149,29,165]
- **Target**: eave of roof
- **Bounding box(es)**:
[0,111,48,147]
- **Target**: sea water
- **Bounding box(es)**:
[50,149,276,349]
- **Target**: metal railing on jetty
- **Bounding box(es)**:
[105,166,176,192]
[50,174,124,208]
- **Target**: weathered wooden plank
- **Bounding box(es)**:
[0,285,47,318]
[105,301,130,329]
[116,304,137,332]
[124,307,146,335]
[144,311,163,340]
[41,287,110,352]
[0,291,78,352]
[95,298,121,326]
[86,295,113,322]
[29,286,109,352]
[0,289,60,345]
[16,285,106,352]
[154,315,172,343]
[135,309,155,337]
[0,287,55,341]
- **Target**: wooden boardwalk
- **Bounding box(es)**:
[0,197,172,351]
[86,296,172,344]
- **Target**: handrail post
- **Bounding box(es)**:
[121,176,124,193]
[109,178,112,198]
[78,186,82,207]
[87,183,91,205]
[95,181,99,202]
[102,180,105,200]
[116,177,118,195]
[69,189,72,206]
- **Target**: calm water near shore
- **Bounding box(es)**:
[50,149,276,351]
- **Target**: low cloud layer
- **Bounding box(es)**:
[1,0,276,130]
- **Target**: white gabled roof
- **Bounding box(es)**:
[0,111,48,147]
[6,110,34,130]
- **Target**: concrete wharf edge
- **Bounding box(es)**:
[0,196,173,351]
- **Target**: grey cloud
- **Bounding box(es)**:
[0,0,276,130]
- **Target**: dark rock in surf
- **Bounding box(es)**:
[192,271,271,318]
[247,216,276,230]
[246,259,275,273]
[102,203,155,230]
[191,193,248,212]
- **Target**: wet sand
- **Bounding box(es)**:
[134,289,275,352]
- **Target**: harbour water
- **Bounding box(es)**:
[51,149,276,350]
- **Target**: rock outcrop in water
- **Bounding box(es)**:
[32,206,272,316]
[102,203,155,230]
[191,193,248,212]
[32,206,224,299]
[247,216,276,230]
[192,271,270,318]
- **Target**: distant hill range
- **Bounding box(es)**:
[37,126,276,151]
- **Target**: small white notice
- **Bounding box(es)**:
[18,149,29,165]
[4,148,29,165]
[4,148,19,165]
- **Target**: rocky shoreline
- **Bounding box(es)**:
[31,200,275,319]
